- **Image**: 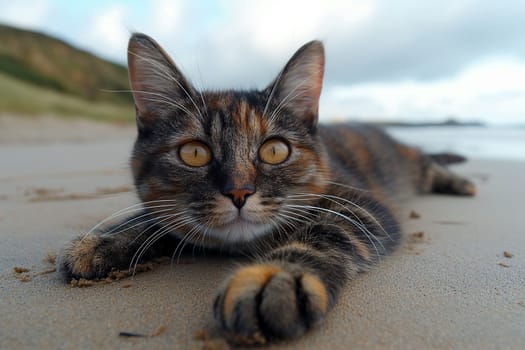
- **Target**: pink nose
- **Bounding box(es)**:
[225,187,254,209]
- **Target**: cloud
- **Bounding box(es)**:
[325,0,525,84]
[173,0,376,88]
[321,57,525,124]
[150,0,185,35]
[2,0,524,123]
[0,0,51,28]
[162,0,524,123]
[82,4,129,61]
[68,1,187,63]
[148,0,525,92]
[230,0,374,59]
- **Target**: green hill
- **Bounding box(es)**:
[0,24,134,122]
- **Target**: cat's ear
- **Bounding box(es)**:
[267,40,325,129]
[127,33,196,127]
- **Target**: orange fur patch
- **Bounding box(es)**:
[141,177,165,202]
[237,100,248,128]
[223,265,282,320]
[464,183,476,196]
[398,145,420,161]
[301,273,328,313]
[347,233,372,262]
[233,163,256,186]
[335,128,374,174]
[258,114,269,135]
[68,235,100,275]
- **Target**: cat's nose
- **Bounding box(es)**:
[224,186,255,209]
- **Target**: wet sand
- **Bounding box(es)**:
[0,117,524,349]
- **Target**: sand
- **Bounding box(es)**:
[0,117,524,349]
[0,114,135,145]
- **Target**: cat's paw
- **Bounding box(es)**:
[214,264,329,344]
[57,234,113,280]
[452,177,476,196]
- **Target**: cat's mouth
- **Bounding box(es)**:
[206,214,274,243]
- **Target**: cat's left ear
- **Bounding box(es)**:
[266,40,325,129]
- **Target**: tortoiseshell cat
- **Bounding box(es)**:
[58,33,475,343]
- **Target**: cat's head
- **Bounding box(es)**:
[127,33,330,247]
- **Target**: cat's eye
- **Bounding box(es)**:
[259,139,290,165]
[179,141,212,167]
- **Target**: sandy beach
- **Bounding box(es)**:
[0,116,524,349]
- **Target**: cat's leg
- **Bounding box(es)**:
[422,160,476,196]
[57,213,176,280]
[214,194,397,343]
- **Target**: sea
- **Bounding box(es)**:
[385,126,525,162]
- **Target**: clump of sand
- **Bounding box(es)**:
[70,257,171,288]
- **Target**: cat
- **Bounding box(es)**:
[58,33,475,344]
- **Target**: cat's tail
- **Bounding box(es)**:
[428,152,467,165]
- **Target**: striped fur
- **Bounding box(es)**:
[58,34,475,344]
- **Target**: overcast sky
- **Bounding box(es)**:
[1,0,524,125]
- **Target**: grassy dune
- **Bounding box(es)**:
[0,24,134,122]
[0,73,134,123]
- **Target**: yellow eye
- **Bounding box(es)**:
[179,141,212,167]
[259,139,290,165]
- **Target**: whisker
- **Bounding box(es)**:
[85,200,179,237]
[262,69,284,118]
[278,208,316,226]
[325,180,371,193]
[267,88,304,123]
[129,215,194,273]
[286,197,376,247]
[193,62,209,119]
[267,69,323,123]
[131,210,187,247]
[103,207,178,236]
[174,221,204,264]
[137,95,194,117]
[285,204,384,259]
[129,210,189,247]
[289,193,393,242]
[191,222,207,260]
[114,212,183,243]
[103,88,197,119]
[286,199,384,248]
[128,51,204,119]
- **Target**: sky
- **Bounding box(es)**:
[1,0,524,125]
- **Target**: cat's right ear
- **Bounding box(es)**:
[127,33,195,128]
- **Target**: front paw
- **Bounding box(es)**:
[57,234,113,280]
[214,264,329,344]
